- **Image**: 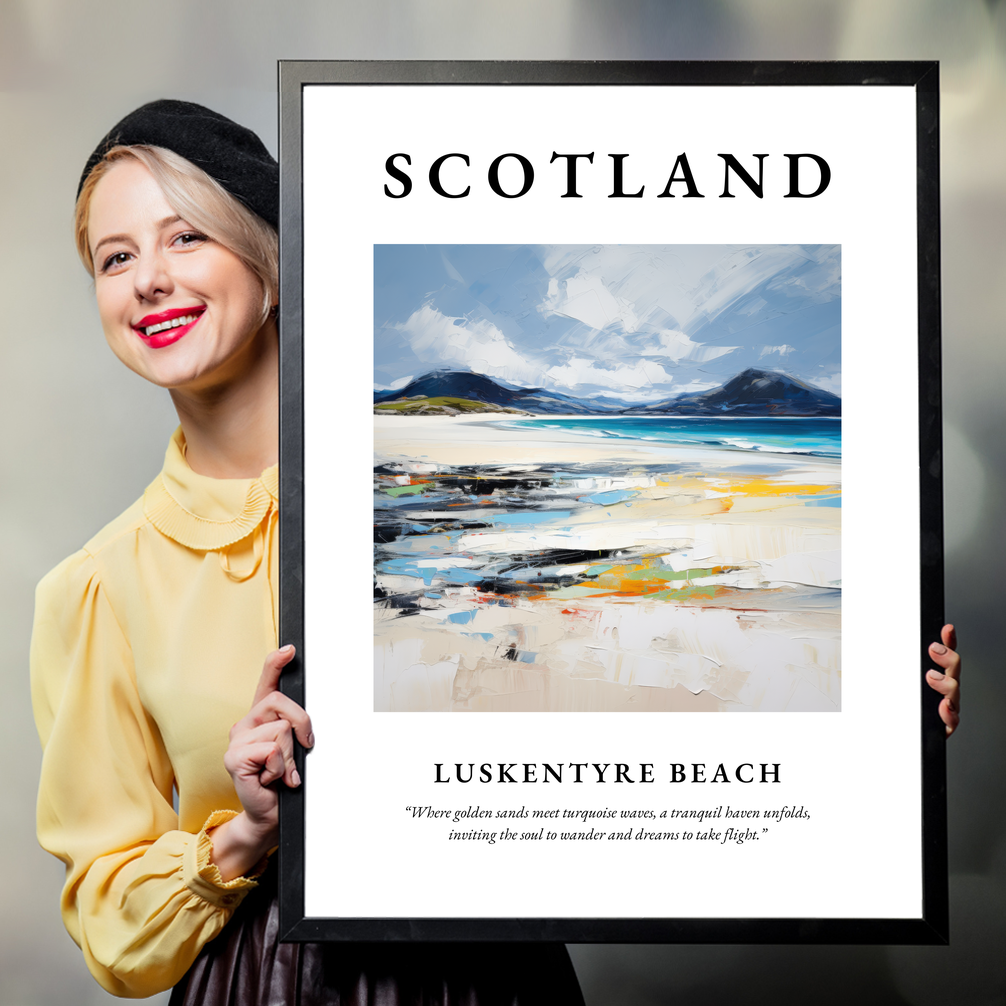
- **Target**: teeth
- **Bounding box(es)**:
[142,313,199,337]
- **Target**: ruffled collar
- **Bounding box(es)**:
[143,428,278,551]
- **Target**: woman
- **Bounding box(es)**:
[31,100,586,1003]
[33,99,963,1003]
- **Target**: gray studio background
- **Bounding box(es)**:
[1,2,1003,1003]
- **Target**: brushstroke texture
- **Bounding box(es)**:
[374,417,840,713]
[373,245,841,713]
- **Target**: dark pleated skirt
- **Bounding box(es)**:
[169,869,584,1006]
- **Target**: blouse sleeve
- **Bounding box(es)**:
[30,549,262,998]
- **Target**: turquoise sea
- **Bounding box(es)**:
[497,416,841,459]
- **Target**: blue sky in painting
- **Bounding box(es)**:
[374,244,840,402]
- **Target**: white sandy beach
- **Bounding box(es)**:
[374,416,841,713]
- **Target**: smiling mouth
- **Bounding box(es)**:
[135,307,206,338]
[142,313,199,337]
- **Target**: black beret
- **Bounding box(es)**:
[78,99,278,228]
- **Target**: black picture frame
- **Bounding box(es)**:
[277,60,945,944]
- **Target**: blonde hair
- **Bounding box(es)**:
[75,145,278,323]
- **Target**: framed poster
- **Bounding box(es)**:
[277,61,946,943]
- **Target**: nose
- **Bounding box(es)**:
[133,247,173,303]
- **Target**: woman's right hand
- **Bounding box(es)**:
[209,645,314,881]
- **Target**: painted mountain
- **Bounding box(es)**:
[375,368,840,417]
[373,370,620,415]
[626,368,841,417]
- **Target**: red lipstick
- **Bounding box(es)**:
[132,306,205,349]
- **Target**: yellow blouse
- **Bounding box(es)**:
[31,429,279,998]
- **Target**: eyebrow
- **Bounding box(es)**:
[91,215,185,257]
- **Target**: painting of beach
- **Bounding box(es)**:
[373,245,840,712]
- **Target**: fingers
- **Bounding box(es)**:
[939,697,961,737]
[926,667,959,706]
[224,645,313,806]
[926,687,960,736]
[928,631,961,682]
[233,689,314,750]
[926,625,961,737]
[225,739,289,788]
[252,644,297,707]
[926,665,960,737]
[226,720,301,788]
[941,623,957,653]
[244,644,314,750]
[928,643,961,679]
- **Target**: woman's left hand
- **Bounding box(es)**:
[926,624,961,737]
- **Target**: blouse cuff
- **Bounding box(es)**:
[183,810,269,909]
